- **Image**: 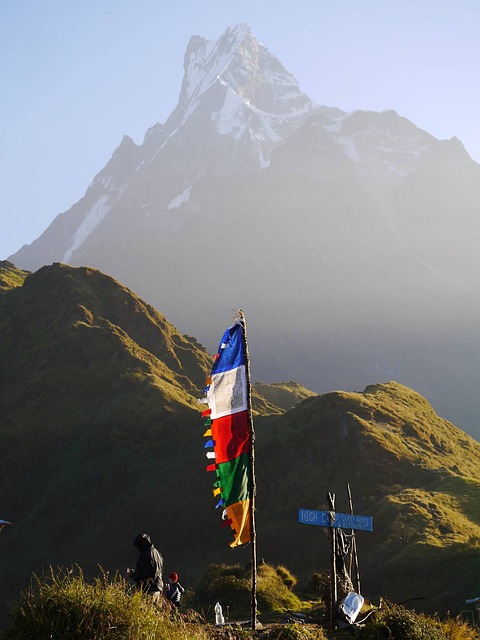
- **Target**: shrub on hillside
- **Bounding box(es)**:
[196,563,251,615]
[260,623,328,639]
[355,602,479,640]
[257,564,302,612]
[304,572,329,600]
[1,566,208,640]
[440,617,480,640]
[274,565,297,590]
[195,563,301,617]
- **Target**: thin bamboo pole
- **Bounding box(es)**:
[347,483,361,594]
[238,311,257,631]
[328,492,337,631]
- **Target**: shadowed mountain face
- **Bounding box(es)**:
[8,25,480,438]
[0,263,479,625]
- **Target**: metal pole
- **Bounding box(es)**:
[238,311,257,631]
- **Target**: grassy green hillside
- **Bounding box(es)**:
[0,260,29,294]
[0,263,479,628]
[0,264,216,624]
[0,263,313,627]
[253,381,317,413]
[255,384,480,614]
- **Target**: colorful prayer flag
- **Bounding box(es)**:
[201,320,253,547]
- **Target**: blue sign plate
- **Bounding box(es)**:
[297,509,373,531]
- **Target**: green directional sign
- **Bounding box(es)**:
[297,508,373,531]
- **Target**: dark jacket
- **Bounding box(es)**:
[131,533,164,593]
[166,581,185,606]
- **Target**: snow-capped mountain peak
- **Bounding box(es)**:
[182,25,251,101]
[175,24,316,130]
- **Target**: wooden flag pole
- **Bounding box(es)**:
[238,311,257,630]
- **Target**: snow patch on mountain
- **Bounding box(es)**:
[213,88,248,137]
[168,186,192,209]
[337,137,361,163]
[180,27,250,124]
[258,150,270,168]
[62,195,110,263]
[184,41,219,102]
[324,115,347,134]
[323,109,444,184]
[212,86,282,144]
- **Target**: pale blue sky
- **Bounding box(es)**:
[1,0,479,259]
